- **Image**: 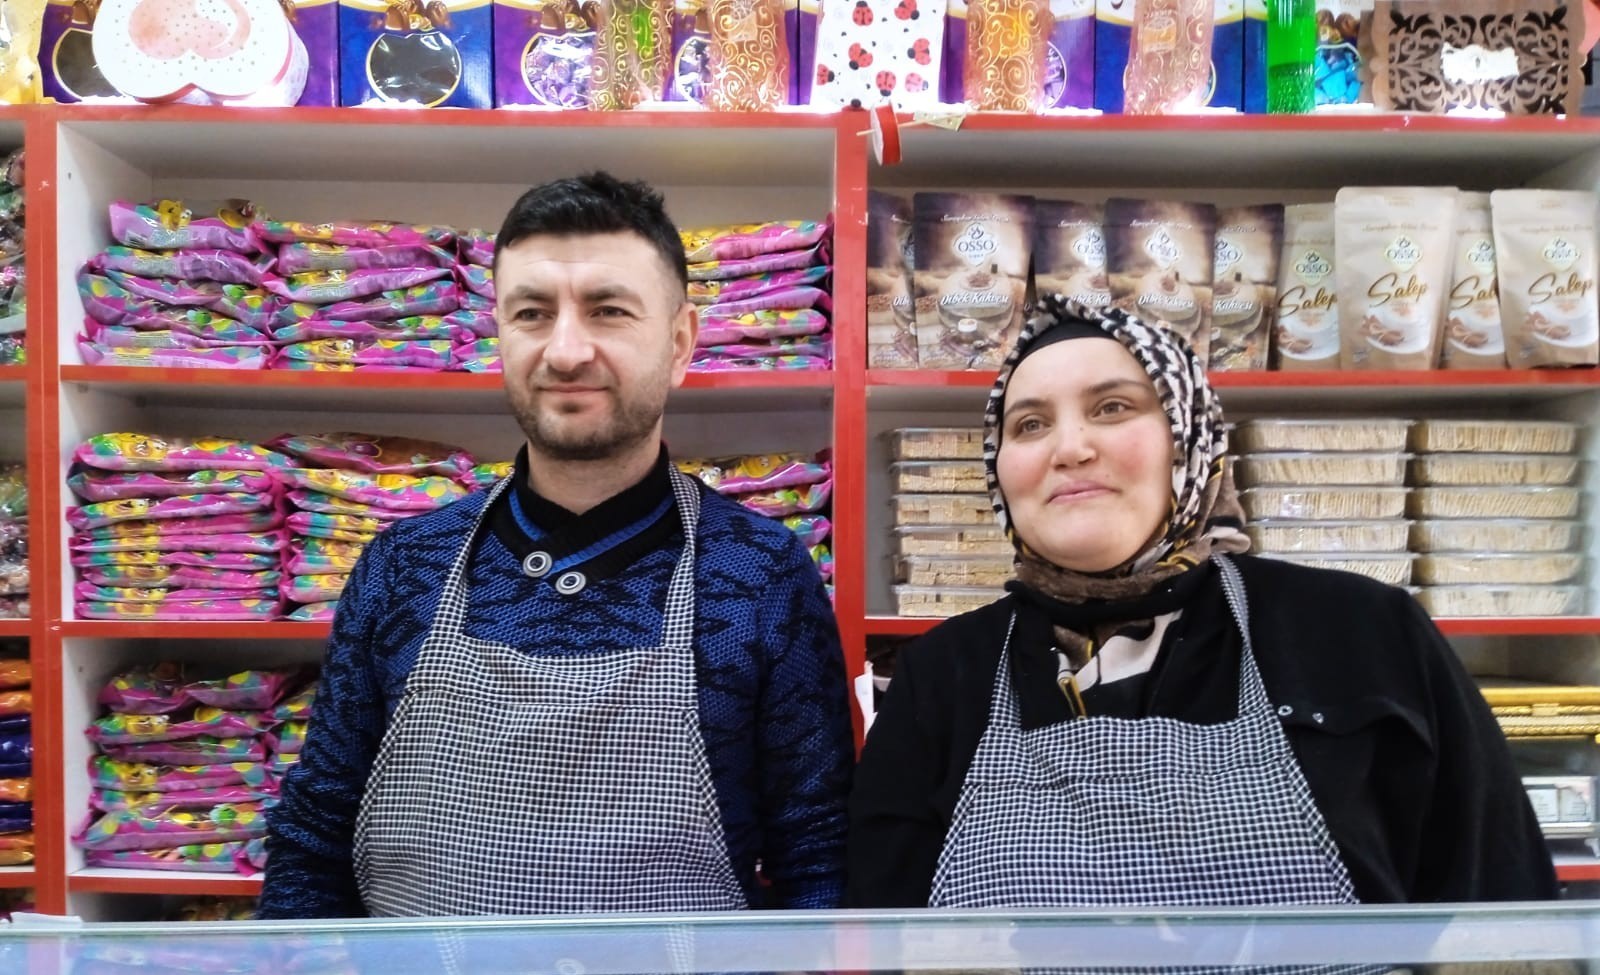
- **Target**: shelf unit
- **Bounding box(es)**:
[4,103,1600,915]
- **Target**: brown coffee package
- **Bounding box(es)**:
[913,192,1035,370]
[1371,2,1586,116]
[1491,189,1600,369]
[1335,186,1458,371]
[1273,203,1339,371]
[1441,193,1507,370]
[867,191,918,369]
[1210,205,1285,372]
[1032,201,1110,311]
[1105,199,1216,362]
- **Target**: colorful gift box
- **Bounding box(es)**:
[340,0,492,108]
[39,0,337,106]
[1243,0,1266,113]
[494,0,597,107]
[1043,0,1093,110]
[810,0,946,110]
[1212,0,1244,110]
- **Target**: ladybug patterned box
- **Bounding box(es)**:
[808,0,946,110]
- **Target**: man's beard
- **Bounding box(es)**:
[510,377,669,462]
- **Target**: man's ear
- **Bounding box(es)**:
[669,301,698,385]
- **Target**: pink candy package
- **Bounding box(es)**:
[289,524,377,544]
[697,308,830,345]
[70,531,288,556]
[459,291,494,312]
[274,339,453,371]
[253,219,456,248]
[84,841,258,874]
[68,468,276,504]
[676,451,831,495]
[75,801,269,852]
[457,265,495,300]
[74,434,290,473]
[287,511,388,538]
[272,433,475,478]
[781,513,832,547]
[84,323,273,350]
[687,243,828,282]
[77,343,270,371]
[700,288,831,318]
[696,338,832,359]
[265,267,452,305]
[288,546,360,574]
[466,461,513,490]
[447,309,497,339]
[99,662,188,715]
[319,281,461,321]
[75,598,280,621]
[68,492,275,531]
[689,354,832,372]
[285,574,348,603]
[83,565,283,591]
[681,221,830,264]
[286,491,414,522]
[297,538,367,560]
[287,601,338,623]
[688,266,831,306]
[89,707,273,746]
[102,305,272,342]
[276,683,318,721]
[72,549,280,571]
[108,200,262,253]
[453,338,501,374]
[78,509,286,541]
[103,736,267,767]
[274,242,454,275]
[89,756,271,793]
[91,270,284,332]
[271,315,459,344]
[187,668,304,710]
[75,583,279,605]
[734,479,833,517]
[280,468,468,509]
[92,784,274,814]
[95,247,275,287]
[266,720,308,755]
[459,233,496,266]
[811,543,834,581]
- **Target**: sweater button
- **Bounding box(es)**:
[1277,705,1293,717]
[522,552,552,578]
[556,571,587,595]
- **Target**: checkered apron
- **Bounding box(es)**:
[930,554,1359,910]
[354,470,748,917]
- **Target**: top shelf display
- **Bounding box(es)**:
[28,106,1600,191]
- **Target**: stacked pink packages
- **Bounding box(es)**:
[67,434,291,622]
[682,221,834,373]
[77,200,279,369]
[675,450,834,598]
[254,218,464,372]
[450,232,500,373]
[73,663,318,875]
[270,433,477,621]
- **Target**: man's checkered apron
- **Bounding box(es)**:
[354,470,748,916]
[931,555,1361,910]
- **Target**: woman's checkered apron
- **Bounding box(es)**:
[931,554,1360,910]
[354,470,748,916]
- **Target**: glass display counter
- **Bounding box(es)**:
[2,903,1599,975]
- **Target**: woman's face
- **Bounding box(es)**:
[995,336,1176,573]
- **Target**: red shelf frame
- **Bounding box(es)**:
[0,366,24,383]
[57,621,330,640]
[1555,860,1600,882]
[870,368,1600,390]
[60,365,831,393]
[26,104,1600,913]
[0,621,31,639]
[68,872,262,896]
[0,868,35,890]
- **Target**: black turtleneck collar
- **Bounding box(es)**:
[487,443,681,584]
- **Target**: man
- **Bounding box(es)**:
[260,173,852,917]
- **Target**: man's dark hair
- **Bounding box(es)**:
[494,171,688,291]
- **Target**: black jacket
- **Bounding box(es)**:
[847,555,1558,907]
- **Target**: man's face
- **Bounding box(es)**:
[495,232,696,462]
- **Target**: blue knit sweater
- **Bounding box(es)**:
[258,457,852,917]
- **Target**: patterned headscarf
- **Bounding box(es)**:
[984,295,1248,605]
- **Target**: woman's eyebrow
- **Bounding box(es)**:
[1002,396,1050,419]
[1085,378,1150,396]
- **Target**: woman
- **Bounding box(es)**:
[848,298,1556,908]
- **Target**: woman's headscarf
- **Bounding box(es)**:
[983,295,1249,607]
